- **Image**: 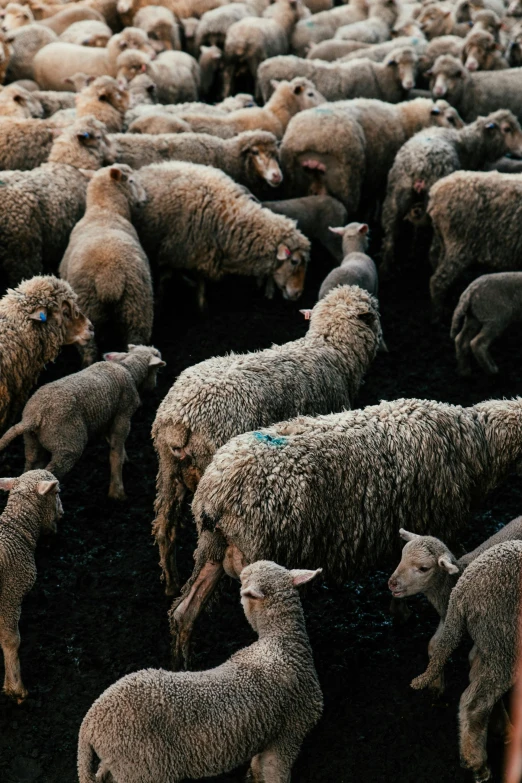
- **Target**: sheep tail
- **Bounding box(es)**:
[94,266,126,303]
[77,736,97,783]
[0,421,30,452]
[450,285,472,339]
[410,601,465,690]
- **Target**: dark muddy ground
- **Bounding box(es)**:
[0,240,521,783]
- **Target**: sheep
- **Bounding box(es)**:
[279,97,463,215]
[33,27,155,91]
[116,48,200,103]
[58,19,112,47]
[175,76,323,139]
[291,0,369,57]
[117,0,230,26]
[78,560,323,783]
[75,74,130,131]
[429,54,522,122]
[1,2,34,31]
[0,115,68,170]
[507,21,522,66]
[133,5,181,51]
[455,0,506,25]
[0,346,164,500]
[338,34,428,63]
[29,87,76,115]
[410,541,522,783]
[0,82,43,116]
[472,8,502,40]
[5,22,56,82]
[126,71,157,106]
[417,2,471,39]
[380,110,522,273]
[59,165,153,366]
[134,160,309,310]
[127,112,190,132]
[39,5,106,36]
[111,129,283,193]
[462,28,508,70]
[0,115,115,287]
[257,46,419,104]
[0,470,62,703]
[123,90,255,127]
[450,272,522,375]
[306,38,371,60]
[0,276,93,434]
[152,284,381,592]
[318,223,378,299]
[170,396,522,666]
[262,194,348,262]
[198,42,222,97]
[334,0,402,44]
[426,170,522,318]
[222,0,303,96]
[195,2,257,50]
[417,34,464,78]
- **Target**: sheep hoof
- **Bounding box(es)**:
[4,687,28,704]
[108,489,127,501]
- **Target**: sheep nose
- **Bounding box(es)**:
[466,58,478,71]
[402,79,414,90]
[388,577,397,590]
[433,85,445,97]
[269,171,282,185]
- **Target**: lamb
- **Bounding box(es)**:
[78,560,323,783]
[170,396,522,665]
[334,0,402,44]
[410,541,522,783]
[0,346,164,500]
[222,0,303,96]
[116,48,200,103]
[5,23,56,82]
[58,19,112,47]
[426,170,522,317]
[133,5,181,50]
[0,82,43,117]
[257,46,419,104]
[0,276,93,434]
[450,272,522,375]
[380,110,522,272]
[462,28,508,71]
[0,470,62,703]
[59,165,153,366]
[1,2,34,31]
[0,115,115,286]
[152,284,381,592]
[290,0,369,57]
[111,129,283,193]
[318,223,378,298]
[33,27,155,90]
[134,160,310,309]
[280,97,463,215]
[417,2,471,39]
[429,54,522,122]
[75,74,130,131]
[262,194,348,262]
[175,76,323,139]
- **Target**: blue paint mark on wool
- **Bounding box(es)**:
[252,432,287,447]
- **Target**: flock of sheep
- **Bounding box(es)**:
[0,0,522,778]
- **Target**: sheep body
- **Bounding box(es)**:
[152,284,381,592]
[290,0,369,57]
[0,470,62,702]
[133,5,181,50]
[78,561,323,783]
[334,0,402,43]
[116,48,200,103]
[58,20,112,47]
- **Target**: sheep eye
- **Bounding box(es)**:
[418,566,430,573]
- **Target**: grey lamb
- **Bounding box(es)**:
[78,560,323,783]
[0,346,165,501]
[0,470,62,703]
[171,396,522,665]
[451,272,522,375]
[152,284,382,593]
[411,541,522,783]
[318,222,378,299]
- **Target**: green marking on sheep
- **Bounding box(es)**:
[252,432,287,447]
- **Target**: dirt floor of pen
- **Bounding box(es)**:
[0,242,521,783]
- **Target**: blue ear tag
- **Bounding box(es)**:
[39,312,47,322]
[253,431,287,447]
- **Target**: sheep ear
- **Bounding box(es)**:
[399,528,418,541]
[299,308,312,320]
[103,351,127,362]
[149,356,166,367]
[358,224,369,235]
[0,478,15,491]
[241,586,265,599]
[290,568,322,587]
[438,555,459,575]
[13,92,25,104]
[109,166,126,182]
[328,226,345,236]
[277,243,291,261]
[28,307,48,322]
[270,79,281,90]
[37,479,59,496]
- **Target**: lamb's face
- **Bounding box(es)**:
[244,141,282,187]
[388,535,458,598]
[273,244,308,301]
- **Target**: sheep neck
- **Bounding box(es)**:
[86,181,132,220]
[424,570,459,618]
[119,353,151,390]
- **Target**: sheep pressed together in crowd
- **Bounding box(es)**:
[2,0,522,779]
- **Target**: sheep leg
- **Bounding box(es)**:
[429,262,462,322]
[23,431,48,471]
[455,315,481,377]
[46,448,83,480]
[0,606,27,703]
[221,62,234,99]
[458,667,510,782]
[154,478,187,597]
[427,619,445,696]
[248,745,293,782]
[107,416,131,501]
[470,322,505,375]
[170,559,224,670]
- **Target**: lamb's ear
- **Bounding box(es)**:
[358,223,369,235]
[328,226,345,236]
[37,479,59,496]
[149,356,166,367]
[399,528,418,541]
[277,243,291,261]
[109,166,126,182]
[79,168,96,179]
[28,306,48,322]
[438,555,459,574]
[241,586,265,599]
[103,351,127,362]
[299,308,312,320]
[0,478,15,491]
[290,568,322,587]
